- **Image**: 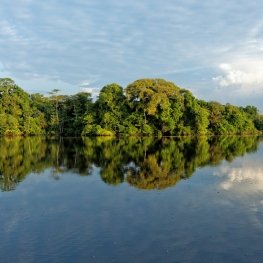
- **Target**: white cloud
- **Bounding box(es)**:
[213,59,263,94]
[0,0,263,103]
[80,87,93,93]
[218,167,263,190]
[213,151,263,225]
[78,79,100,97]
[79,78,99,88]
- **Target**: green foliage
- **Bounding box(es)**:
[0,78,46,135]
[0,77,262,136]
[125,79,182,135]
[60,92,93,136]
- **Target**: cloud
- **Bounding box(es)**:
[80,87,93,93]
[79,78,99,88]
[0,0,263,105]
[78,79,100,98]
[213,153,263,226]
[217,167,263,191]
[211,14,263,96]
[213,59,263,94]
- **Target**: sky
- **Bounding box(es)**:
[0,0,263,110]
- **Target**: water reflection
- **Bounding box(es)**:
[218,167,263,191]
[0,136,261,191]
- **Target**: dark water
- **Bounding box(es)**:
[0,136,263,263]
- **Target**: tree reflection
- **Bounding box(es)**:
[0,136,261,191]
[0,137,48,191]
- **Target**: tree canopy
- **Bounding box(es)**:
[0,77,262,136]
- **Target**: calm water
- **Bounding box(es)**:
[0,136,263,263]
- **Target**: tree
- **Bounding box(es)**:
[82,83,126,135]
[48,89,61,134]
[62,92,93,136]
[0,78,46,135]
[0,77,261,136]
[125,79,182,135]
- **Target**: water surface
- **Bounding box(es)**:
[0,136,263,262]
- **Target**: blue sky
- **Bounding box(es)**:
[0,0,263,110]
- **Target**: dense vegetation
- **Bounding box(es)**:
[0,77,262,136]
[0,136,260,191]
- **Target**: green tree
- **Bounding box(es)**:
[61,92,92,136]
[125,79,182,135]
[0,78,46,135]
[83,83,126,135]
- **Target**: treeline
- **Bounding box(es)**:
[0,77,262,136]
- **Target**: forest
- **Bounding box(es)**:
[0,77,262,136]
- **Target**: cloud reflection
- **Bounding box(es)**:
[216,166,263,191]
